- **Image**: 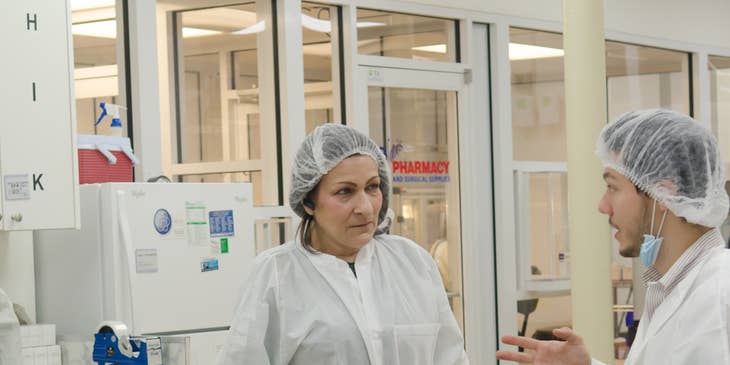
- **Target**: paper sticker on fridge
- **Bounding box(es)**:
[186,201,210,246]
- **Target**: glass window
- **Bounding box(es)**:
[180,171,263,202]
[510,28,566,162]
[177,4,260,164]
[172,3,272,205]
[606,41,690,120]
[302,2,343,132]
[509,27,693,359]
[70,0,123,136]
[356,9,458,62]
[709,56,730,177]
[368,86,463,328]
[709,55,730,243]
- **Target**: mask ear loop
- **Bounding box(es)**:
[650,199,657,236]
[655,202,668,238]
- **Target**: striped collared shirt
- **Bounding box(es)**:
[642,228,725,321]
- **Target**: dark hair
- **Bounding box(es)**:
[297,189,318,253]
[296,213,316,253]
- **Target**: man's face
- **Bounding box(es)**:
[598,168,650,257]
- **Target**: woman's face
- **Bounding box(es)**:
[305,155,383,261]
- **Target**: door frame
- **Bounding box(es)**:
[352,41,497,363]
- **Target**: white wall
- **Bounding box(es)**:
[0,232,35,322]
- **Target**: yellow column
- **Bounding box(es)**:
[563,0,613,362]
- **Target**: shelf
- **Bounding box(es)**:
[524,278,571,292]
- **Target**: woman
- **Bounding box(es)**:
[217,124,468,365]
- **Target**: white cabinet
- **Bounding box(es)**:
[0,0,79,230]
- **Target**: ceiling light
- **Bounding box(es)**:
[182,27,222,38]
[301,14,331,33]
[301,14,386,33]
[356,21,385,28]
[72,19,116,38]
[72,20,221,39]
[509,43,564,60]
[232,21,266,35]
[412,44,447,53]
[71,0,115,11]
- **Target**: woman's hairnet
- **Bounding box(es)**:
[289,123,391,232]
[596,109,729,227]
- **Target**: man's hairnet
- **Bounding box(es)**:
[596,109,729,227]
[289,123,391,231]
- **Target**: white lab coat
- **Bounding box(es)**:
[0,288,21,365]
[593,246,730,365]
[217,234,468,365]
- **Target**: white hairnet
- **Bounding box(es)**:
[596,109,729,228]
[289,123,391,232]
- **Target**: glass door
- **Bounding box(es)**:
[356,65,465,329]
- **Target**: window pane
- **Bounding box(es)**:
[180,171,263,205]
[510,28,693,358]
[176,3,262,164]
[181,53,222,163]
[606,42,690,120]
[368,86,463,329]
[71,0,124,136]
[709,55,730,243]
[171,2,275,206]
[709,56,730,176]
[357,9,458,62]
[510,28,566,162]
[302,2,342,132]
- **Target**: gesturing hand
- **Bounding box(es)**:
[495,327,591,365]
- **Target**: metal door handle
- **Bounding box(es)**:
[11,213,22,222]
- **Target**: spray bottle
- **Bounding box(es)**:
[95,102,127,137]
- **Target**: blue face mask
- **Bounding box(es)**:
[639,199,668,267]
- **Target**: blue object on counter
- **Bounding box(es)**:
[93,326,160,365]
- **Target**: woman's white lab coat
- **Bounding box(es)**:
[217,234,468,365]
[624,247,730,364]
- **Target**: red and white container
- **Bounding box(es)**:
[77,135,139,184]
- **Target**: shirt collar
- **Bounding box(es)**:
[641,228,724,287]
[296,237,375,266]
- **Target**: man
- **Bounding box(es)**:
[496,109,730,364]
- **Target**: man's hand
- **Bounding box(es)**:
[495,327,591,365]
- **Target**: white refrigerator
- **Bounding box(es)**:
[33,183,255,352]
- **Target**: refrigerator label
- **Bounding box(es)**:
[209,210,235,237]
[4,174,31,200]
[220,238,229,253]
[135,249,158,273]
[200,257,219,272]
[153,209,172,235]
[186,201,209,246]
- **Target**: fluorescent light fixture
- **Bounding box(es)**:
[72,19,116,38]
[355,21,385,28]
[71,0,115,11]
[301,14,331,33]
[301,14,385,33]
[412,44,447,54]
[73,20,220,39]
[182,27,222,38]
[509,43,564,60]
[232,20,266,35]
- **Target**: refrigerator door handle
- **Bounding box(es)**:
[116,190,138,326]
